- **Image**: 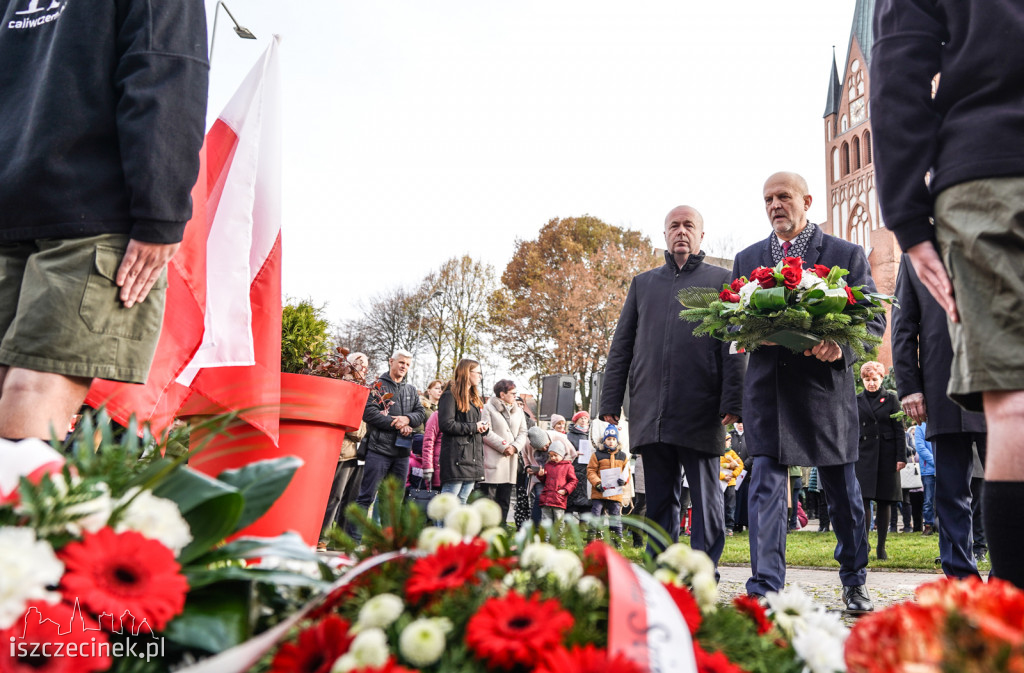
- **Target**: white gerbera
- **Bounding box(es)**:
[444,505,482,538]
[398,617,449,667]
[357,593,404,630]
[426,492,461,521]
[576,575,605,601]
[765,588,816,638]
[418,526,462,553]
[0,528,64,629]
[115,487,193,555]
[793,623,847,673]
[470,498,503,528]
[519,541,557,570]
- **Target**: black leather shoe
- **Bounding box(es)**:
[842,584,874,614]
[746,593,768,607]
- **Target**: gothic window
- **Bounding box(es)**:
[853,136,862,170]
[841,115,849,132]
[848,202,870,248]
[831,148,839,183]
[864,131,872,164]
[841,142,850,177]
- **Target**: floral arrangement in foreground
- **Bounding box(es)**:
[845,576,1024,673]
[0,411,332,673]
[678,256,895,356]
[256,479,848,673]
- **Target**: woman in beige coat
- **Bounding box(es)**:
[479,379,528,524]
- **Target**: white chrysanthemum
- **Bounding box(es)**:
[346,628,390,670]
[357,593,404,630]
[115,487,193,555]
[691,572,719,611]
[652,568,678,585]
[797,268,823,291]
[479,526,508,551]
[576,575,605,601]
[470,498,503,528]
[444,505,482,538]
[541,549,583,589]
[417,526,462,553]
[765,588,816,638]
[65,481,114,535]
[426,492,461,521]
[793,624,847,673]
[801,607,849,642]
[502,568,530,589]
[738,280,759,307]
[657,542,715,579]
[398,617,448,666]
[0,528,64,629]
[519,541,557,570]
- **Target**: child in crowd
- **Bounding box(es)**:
[587,425,629,544]
[537,442,578,523]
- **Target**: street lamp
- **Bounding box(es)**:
[209,1,257,61]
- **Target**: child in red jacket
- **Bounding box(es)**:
[537,441,578,523]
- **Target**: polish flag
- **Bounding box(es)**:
[86,37,284,442]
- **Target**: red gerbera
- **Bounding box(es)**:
[693,643,745,673]
[535,644,646,673]
[732,595,772,635]
[346,660,418,673]
[269,616,355,673]
[0,600,111,673]
[466,591,574,670]
[59,528,187,631]
[662,583,702,636]
[405,538,491,604]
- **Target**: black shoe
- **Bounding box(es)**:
[876,547,888,560]
[842,584,874,615]
[746,593,768,607]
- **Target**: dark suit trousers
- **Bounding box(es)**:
[747,456,868,595]
[642,443,725,572]
[932,433,985,578]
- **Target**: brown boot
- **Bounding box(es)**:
[922,524,934,536]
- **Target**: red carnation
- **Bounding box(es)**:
[749,267,777,289]
[466,591,574,670]
[719,290,741,303]
[844,286,857,304]
[406,539,491,604]
[845,603,943,673]
[729,278,746,292]
[536,644,646,673]
[783,255,803,268]
[732,595,772,635]
[693,643,745,673]
[780,265,802,290]
[59,528,187,632]
[663,583,702,636]
[0,600,111,673]
[813,264,831,278]
[269,616,355,673]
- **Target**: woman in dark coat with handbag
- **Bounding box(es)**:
[438,359,488,504]
[855,361,908,560]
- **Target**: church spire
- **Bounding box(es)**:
[850,0,875,66]
[823,47,843,118]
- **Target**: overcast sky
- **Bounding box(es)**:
[203,1,863,326]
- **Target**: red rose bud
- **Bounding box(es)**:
[749,267,777,289]
[783,256,803,268]
[719,290,741,303]
[845,286,857,304]
[780,266,802,289]
[813,264,831,278]
[729,278,746,292]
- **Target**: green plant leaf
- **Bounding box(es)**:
[804,288,849,316]
[193,532,322,566]
[162,583,250,654]
[152,466,245,565]
[216,457,301,534]
[184,566,330,591]
[750,287,788,310]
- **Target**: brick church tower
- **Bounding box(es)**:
[821,0,898,367]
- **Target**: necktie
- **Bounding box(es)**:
[782,241,791,256]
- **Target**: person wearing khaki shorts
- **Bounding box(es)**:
[0,0,208,441]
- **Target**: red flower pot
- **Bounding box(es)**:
[185,373,369,545]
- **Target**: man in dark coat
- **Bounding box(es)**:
[601,205,745,567]
[733,172,885,614]
[892,256,987,579]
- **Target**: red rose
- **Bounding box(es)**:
[749,267,777,289]
[813,264,831,278]
[845,286,857,304]
[783,256,803,268]
[719,289,741,303]
[729,278,745,292]
[780,265,802,290]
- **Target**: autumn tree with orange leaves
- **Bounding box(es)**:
[489,215,660,410]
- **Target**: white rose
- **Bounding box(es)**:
[0,528,64,629]
[398,618,448,667]
[443,506,482,538]
[470,498,503,529]
[519,541,557,570]
[576,575,605,601]
[426,492,461,521]
[115,488,193,555]
[357,593,404,630]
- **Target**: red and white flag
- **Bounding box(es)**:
[87,37,284,443]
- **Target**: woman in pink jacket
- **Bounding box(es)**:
[418,410,443,490]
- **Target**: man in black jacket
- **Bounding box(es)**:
[892,256,986,579]
[350,350,426,538]
[734,172,884,614]
[601,205,745,567]
[0,0,208,440]
[871,1,1024,588]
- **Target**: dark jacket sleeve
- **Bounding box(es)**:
[438,392,476,437]
[870,0,947,250]
[888,395,909,463]
[891,259,924,400]
[115,0,209,243]
[363,391,394,432]
[719,340,746,418]
[600,278,639,419]
[404,387,426,429]
[837,243,886,369]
